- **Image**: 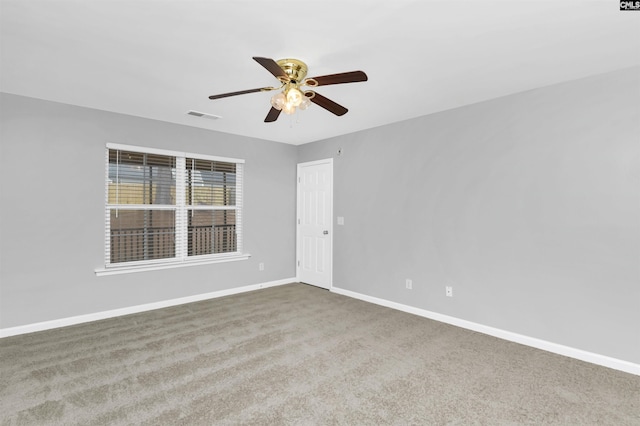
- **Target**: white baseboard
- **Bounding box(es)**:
[331,286,640,377]
[0,278,296,339]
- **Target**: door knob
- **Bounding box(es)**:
[323,230,329,235]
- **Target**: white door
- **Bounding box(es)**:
[297,159,333,289]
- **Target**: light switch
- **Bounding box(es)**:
[337,216,344,225]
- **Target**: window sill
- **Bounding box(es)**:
[95,253,251,276]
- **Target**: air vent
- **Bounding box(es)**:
[187,110,221,120]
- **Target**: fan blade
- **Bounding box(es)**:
[264,107,281,122]
[307,70,368,86]
[209,86,280,100]
[253,57,288,80]
[309,92,348,116]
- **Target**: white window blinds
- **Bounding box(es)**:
[104,144,244,268]
[186,157,242,256]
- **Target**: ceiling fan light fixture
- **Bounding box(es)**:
[286,86,303,107]
[270,92,286,110]
[282,102,296,115]
[273,84,305,114]
[299,97,311,110]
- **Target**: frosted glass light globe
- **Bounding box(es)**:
[282,103,296,115]
[299,97,311,110]
[270,93,285,110]
[286,87,303,107]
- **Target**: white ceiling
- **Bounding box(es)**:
[1,0,638,145]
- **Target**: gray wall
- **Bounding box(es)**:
[298,67,640,364]
[0,93,297,328]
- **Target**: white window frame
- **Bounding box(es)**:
[95,143,249,276]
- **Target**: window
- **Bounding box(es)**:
[99,143,246,274]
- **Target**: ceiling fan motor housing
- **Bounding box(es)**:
[276,59,308,83]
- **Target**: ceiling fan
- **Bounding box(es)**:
[208,57,368,122]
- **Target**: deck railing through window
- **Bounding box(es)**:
[110,224,237,263]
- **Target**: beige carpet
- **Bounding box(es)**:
[1,283,639,425]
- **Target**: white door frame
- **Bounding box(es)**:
[296,158,333,289]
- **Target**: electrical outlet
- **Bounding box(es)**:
[406,279,413,290]
[259,262,264,271]
[446,286,453,297]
